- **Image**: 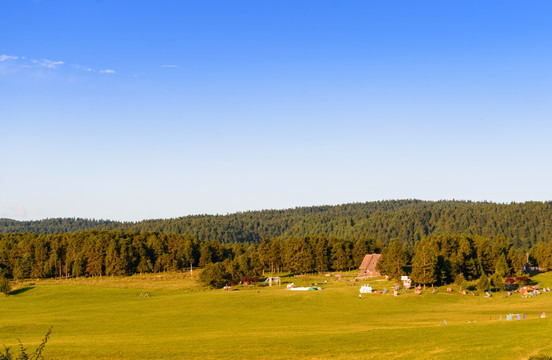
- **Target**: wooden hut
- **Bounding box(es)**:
[359,254,381,277]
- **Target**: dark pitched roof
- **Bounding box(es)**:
[359,254,381,272]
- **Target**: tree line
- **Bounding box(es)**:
[378,235,534,286]
[1,229,552,288]
[0,230,379,281]
[2,200,552,249]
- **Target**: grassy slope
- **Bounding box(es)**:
[1,273,552,360]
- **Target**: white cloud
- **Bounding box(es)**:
[33,58,64,68]
[162,64,180,68]
[0,54,19,61]
[72,64,93,72]
[1,54,117,77]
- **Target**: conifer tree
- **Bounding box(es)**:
[411,239,437,285]
[477,273,491,292]
[0,276,10,296]
[376,239,408,281]
[331,241,351,271]
[352,238,375,267]
[313,236,330,273]
[508,247,526,273]
[494,253,510,277]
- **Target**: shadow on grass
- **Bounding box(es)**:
[9,286,34,296]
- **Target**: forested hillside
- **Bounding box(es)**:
[2,200,552,248]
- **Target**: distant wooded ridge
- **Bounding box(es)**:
[2,200,552,248]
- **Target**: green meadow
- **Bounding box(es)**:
[1,272,552,360]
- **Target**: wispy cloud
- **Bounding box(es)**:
[72,64,93,72]
[72,64,117,75]
[32,58,65,68]
[0,54,22,75]
[1,53,117,77]
[0,54,19,61]
[162,64,181,69]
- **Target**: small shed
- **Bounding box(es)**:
[359,254,381,277]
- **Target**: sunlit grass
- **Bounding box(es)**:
[1,272,552,359]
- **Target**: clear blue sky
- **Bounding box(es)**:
[1,0,551,221]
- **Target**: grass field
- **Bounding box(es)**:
[1,272,552,360]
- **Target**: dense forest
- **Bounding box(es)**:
[2,200,552,249]
[1,229,552,288]
[2,200,552,286]
[0,231,377,280]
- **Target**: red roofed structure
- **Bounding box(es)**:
[359,254,381,277]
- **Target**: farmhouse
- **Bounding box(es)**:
[359,254,381,277]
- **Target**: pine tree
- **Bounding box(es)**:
[435,255,453,285]
[463,257,479,280]
[352,238,374,267]
[0,276,10,295]
[494,253,510,277]
[475,236,494,275]
[376,239,408,281]
[284,237,314,274]
[331,246,349,271]
[508,247,526,274]
[199,242,213,267]
[313,237,330,273]
[104,239,120,276]
[491,273,504,291]
[411,239,437,285]
[477,273,491,292]
[454,273,467,290]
